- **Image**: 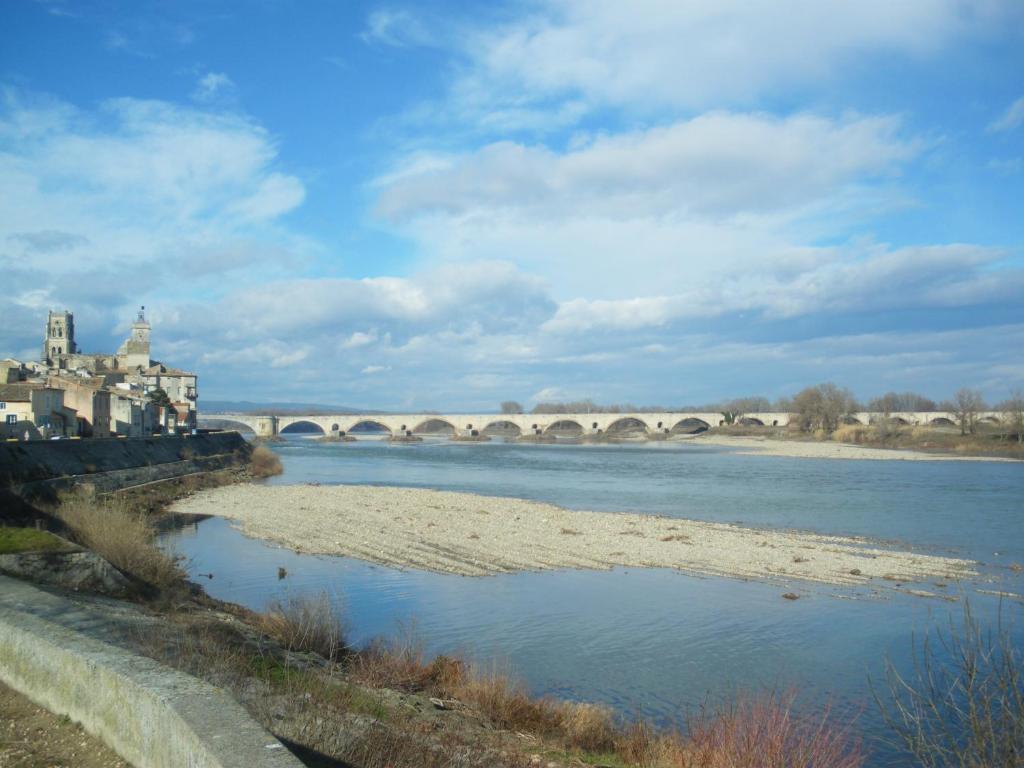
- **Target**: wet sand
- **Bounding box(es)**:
[689,434,1018,461]
[170,484,977,593]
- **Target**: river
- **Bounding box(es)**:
[160,436,1024,766]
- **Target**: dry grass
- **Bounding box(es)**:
[680,693,864,768]
[352,628,467,695]
[258,592,348,661]
[250,444,283,478]
[456,663,564,733]
[127,593,865,768]
[53,491,183,590]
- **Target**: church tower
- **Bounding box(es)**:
[117,306,151,370]
[42,310,77,367]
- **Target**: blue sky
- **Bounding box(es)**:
[2,0,1022,409]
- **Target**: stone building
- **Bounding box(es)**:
[29,306,199,437]
[47,376,112,438]
[0,383,78,439]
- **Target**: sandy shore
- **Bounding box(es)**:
[688,434,1018,461]
[170,484,976,593]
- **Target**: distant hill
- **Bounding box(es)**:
[201,400,388,414]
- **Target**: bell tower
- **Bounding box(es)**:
[42,310,77,367]
[117,306,151,370]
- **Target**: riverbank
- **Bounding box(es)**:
[687,433,1021,461]
[169,484,976,592]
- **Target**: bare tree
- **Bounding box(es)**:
[792,383,859,433]
[500,401,523,414]
[868,392,937,413]
[874,602,1023,768]
[1000,388,1024,444]
[949,387,986,436]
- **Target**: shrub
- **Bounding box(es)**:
[260,592,348,661]
[250,444,283,478]
[875,602,1023,767]
[683,693,864,768]
[351,626,466,695]
[54,492,183,590]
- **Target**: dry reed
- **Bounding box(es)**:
[54,491,183,590]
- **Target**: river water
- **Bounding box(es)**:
[160,436,1024,766]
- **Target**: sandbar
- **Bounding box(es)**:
[170,484,976,591]
[688,435,1018,462]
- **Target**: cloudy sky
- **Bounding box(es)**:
[2,0,1022,410]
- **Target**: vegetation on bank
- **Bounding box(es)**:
[0,526,68,555]
[250,443,284,477]
[145,591,866,768]
[53,491,184,592]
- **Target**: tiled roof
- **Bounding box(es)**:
[0,383,41,401]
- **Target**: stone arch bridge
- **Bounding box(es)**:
[197,410,1003,439]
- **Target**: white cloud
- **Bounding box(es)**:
[988,96,1024,133]
[192,72,235,103]
[446,0,1019,122]
[341,330,379,349]
[361,9,434,47]
[373,110,929,300]
[378,113,918,222]
[0,89,310,361]
[541,244,1018,332]
[361,365,390,375]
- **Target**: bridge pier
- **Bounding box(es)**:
[254,416,279,438]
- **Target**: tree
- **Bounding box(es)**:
[1000,388,1024,444]
[868,391,937,413]
[791,383,859,434]
[949,387,985,436]
[147,387,172,409]
[500,401,523,414]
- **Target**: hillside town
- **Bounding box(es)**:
[0,308,197,439]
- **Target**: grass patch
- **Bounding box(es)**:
[0,527,68,554]
[53,492,183,591]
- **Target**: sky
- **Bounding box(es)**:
[1,0,1023,410]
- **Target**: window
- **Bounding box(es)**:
[0,402,5,410]
[6,414,16,425]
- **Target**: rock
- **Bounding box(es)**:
[849,568,862,576]
[782,592,800,600]
[0,546,137,596]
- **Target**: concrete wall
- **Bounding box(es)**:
[0,432,251,502]
[0,575,303,768]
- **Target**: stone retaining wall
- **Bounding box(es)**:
[0,575,303,768]
[0,432,251,507]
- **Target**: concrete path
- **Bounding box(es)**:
[0,574,304,768]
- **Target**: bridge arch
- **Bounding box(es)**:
[544,419,584,437]
[605,417,650,435]
[348,419,393,436]
[279,420,327,435]
[482,420,523,436]
[670,417,711,434]
[929,417,955,427]
[198,417,257,435]
[412,418,458,435]
[842,415,866,425]
[738,417,764,426]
